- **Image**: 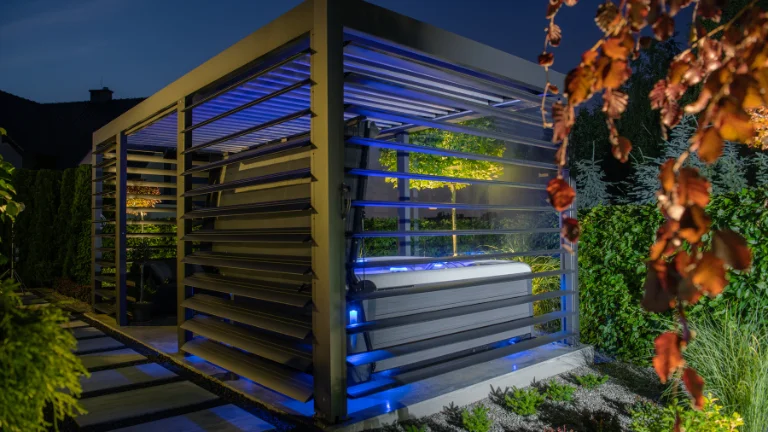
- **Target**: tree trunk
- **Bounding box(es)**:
[451,185,458,256]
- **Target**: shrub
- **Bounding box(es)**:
[0,279,88,431]
[403,424,426,432]
[684,307,768,432]
[26,170,61,286]
[52,277,90,303]
[573,373,609,389]
[629,397,744,432]
[578,186,768,364]
[461,405,492,432]
[544,381,577,402]
[503,387,546,416]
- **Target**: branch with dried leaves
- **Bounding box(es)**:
[540,0,765,417]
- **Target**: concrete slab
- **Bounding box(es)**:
[78,348,146,371]
[76,381,220,428]
[61,320,90,329]
[72,326,106,339]
[80,363,178,394]
[75,336,124,354]
[109,404,275,432]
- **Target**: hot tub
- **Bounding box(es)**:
[349,258,533,378]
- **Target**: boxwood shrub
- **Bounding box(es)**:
[578,186,768,364]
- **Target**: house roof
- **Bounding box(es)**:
[0,89,143,169]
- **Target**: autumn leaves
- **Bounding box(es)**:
[540,0,766,414]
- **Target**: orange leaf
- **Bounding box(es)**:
[595,2,622,35]
[669,0,695,16]
[612,136,632,163]
[713,229,752,270]
[582,50,599,66]
[678,168,711,208]
[730,75,764,110]
[561,216,581,242]
[547,178,576,212]
[628,0,649,32]
[539,52,555,67]
[603,33,633,60]
[717,98,756,143]
[679,205,711,243]
[552,101,573,142]
[683,368,705,410]
[661,101,683,128]
[565,66,595,105]
[546,0,563,19]
[653,332,685,383]
[650,79,668,110]
[642,262,675,313]
[668,61,691,86]
[652,13,674,41]
[548,23,562,47]
[699,0,725,22]
[549,84,560,95]
[602,59,631,90]
[695,127,724,164]
[603,89,629,118]
[564,0,578,5]
[659,159,675,193]
[692,252,728,296]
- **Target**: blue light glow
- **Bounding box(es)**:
[389,267,409,272]
[349,309,359,325]
[385,401,392,412]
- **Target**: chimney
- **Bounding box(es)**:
[89,87,113,103]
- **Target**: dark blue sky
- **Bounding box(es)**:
[1,0,641,103]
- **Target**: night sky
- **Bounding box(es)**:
[0,0,685,103]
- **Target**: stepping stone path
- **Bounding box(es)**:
[23,291,281,432]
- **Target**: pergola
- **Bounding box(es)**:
[90,0,577,424]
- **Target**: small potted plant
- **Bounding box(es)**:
[131,239,155,322]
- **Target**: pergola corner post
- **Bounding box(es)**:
[91,145,103,307]
[114,132,128,326]
[396,132,411,256]
[560,170,579,346]
[310,0,348,423]
[177,98,194,347]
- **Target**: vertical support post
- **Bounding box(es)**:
[396,133,411,256]
[560,170,579,345]
[91,144,103,307]
[114,132,128,326]
[311,0,347,423]
[177,98,194,348]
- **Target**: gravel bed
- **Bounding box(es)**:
[376,362,666,432]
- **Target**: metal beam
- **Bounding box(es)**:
[90,142,104,307]
[561,171,579,345]
[311,0,347,423]
[114,132,128,326]
[177,98,194,347]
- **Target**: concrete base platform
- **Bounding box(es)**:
[336,343,593,432]
[86,312,592,431]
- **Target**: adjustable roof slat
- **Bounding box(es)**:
[182,198,312,219]
[351,249,566,269]
[183,136,311,175]
[349,227,559,238]
[351,200,554,212]
[181,338,314,402]
[347,331,574,398]
[181,294,311,339]
[347,168,547,191]
[182,251,312,275]
[183,228,312,244]
[182,168,311,197]
[183,273,311,308]
[348,310,574,366]
[182,316,312,371]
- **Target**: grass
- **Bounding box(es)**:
[683,306,768,432]
[573,373,609,389]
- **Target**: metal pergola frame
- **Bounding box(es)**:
[91,0,571,424]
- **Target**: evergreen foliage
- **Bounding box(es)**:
[574,143,610,208]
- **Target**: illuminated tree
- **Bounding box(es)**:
[379,118,505,255]
[126,185,161,222]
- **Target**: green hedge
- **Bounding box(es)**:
[578,186,768,364]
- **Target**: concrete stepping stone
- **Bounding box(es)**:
[72,326,106,339]
[75,337,125,354]
[80,363,178,394]
[61,320,90,329]
[76,381,220,428]
[108,404,275,432]
[79,348,146,371]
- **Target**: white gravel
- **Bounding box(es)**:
[376,362,666,432]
